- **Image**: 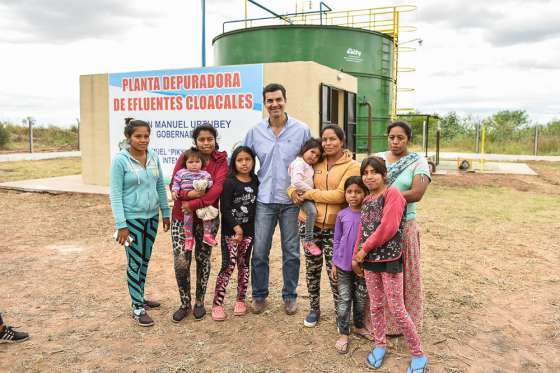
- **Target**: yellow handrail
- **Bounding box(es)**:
[243,4,418,118]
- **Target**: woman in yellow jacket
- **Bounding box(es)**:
[289,125,360,327]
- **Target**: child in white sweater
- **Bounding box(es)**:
[288,138,323,256]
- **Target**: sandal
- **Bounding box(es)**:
[366,347,385,369]
[407,355,428,373]
[335,337,349,354]
[354,329,374,341]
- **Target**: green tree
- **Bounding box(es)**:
[485,110,529,141]
[438,111,470,140]
[543,119,560,135]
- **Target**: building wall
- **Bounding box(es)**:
[264,61,357,136]
[80,74,110,185]
[80,61,357,185]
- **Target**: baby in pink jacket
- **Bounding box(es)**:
[288,138,323,256]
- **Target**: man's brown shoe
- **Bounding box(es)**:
[251,299,267,314]
[284,298,297,315]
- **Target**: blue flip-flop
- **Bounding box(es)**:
[366,347,385,369]
[407,355,428,373]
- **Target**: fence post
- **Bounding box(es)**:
[25,117,34,153]
[480,124,486,172]
[422,120,427,155]
[534,126,539,156]
[475,122,480,153]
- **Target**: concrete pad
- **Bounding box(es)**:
[0,174,108,195]
[0,151,81,162]
[356,154,538,176]
[435,160,537,175]
[437,152,560,162]
[480,161,538,175]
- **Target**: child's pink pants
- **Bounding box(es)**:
[364,270,423,356]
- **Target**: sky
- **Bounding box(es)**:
[0,0,559,127]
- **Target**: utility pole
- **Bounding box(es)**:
[76,118,80,150]
[201,0,206,67]
[24,117,34,153]
[534,126,539,156]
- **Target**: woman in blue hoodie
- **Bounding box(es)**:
[110,118,171,327]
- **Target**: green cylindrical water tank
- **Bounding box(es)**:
[212,25,393,152]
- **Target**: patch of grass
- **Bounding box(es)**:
[0,157,81,182]
[0,124,78,152]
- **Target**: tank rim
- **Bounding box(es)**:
[212,24,393,45]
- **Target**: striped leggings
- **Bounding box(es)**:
[124,216,159,309]
[212,235,253,306]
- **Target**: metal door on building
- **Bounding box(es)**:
[319,84,357,158]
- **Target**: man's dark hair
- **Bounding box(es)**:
[262,83,287,101]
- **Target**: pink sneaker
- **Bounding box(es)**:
[203,233,218,246]
[233,301,247,316]
[184,237,194,252]
[211,305,226,321]
[304,242,321,256]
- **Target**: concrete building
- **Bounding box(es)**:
[80,61,357,186]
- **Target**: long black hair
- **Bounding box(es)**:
[387,121,413,140]
[192,123,219,150]
[229,146,256,178]
[360,156,387,177]
[320,124,346,147]
[124,117,150,138]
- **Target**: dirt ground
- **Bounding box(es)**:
[1,163,559,372]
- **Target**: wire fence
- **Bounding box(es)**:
[398,112,560,156]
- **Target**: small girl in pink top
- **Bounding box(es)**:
[288,138,323,256]
[171,147,219,252]
[352,156,428,372]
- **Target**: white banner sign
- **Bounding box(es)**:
[108,64,263,181]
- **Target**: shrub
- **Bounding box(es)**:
[0,122,9,149]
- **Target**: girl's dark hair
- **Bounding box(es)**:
[387,121,413,140]
[124,117,150,137]
[344,176,368,195]
[360,156,387,178]
[229,146,256,177]
[320,124,346,147]
[299,138,323,158]
[192,123,219,150]
[182,147,205,168]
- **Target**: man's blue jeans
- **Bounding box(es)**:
[251,202,300,300]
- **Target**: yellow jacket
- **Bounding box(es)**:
[288,150,360,230]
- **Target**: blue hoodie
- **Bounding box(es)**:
[110,148,170,229]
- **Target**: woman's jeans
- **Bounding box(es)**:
[251,202,300,301]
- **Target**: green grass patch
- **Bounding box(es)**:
[0,123,78,152]
[0,157,81,183]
